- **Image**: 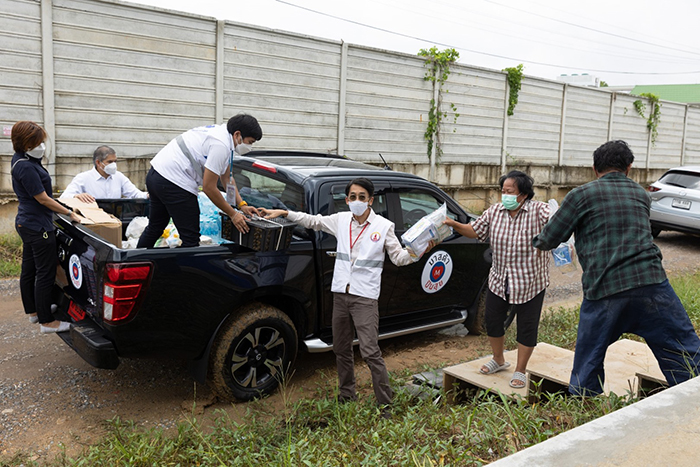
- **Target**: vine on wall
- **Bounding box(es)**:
[503,64,524,116]
[633,92,662,146]
[418,47,460,161]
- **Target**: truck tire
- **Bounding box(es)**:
[209,303,297,401]
[464,288,486,336]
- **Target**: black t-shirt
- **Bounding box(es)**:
[11,152,55,232]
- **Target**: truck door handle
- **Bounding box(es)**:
[326,251,337,257]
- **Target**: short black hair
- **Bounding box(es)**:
[227,114,263,141]
[499,170,535,200]
[93,145,116,164]
[593,140,634,173]
[345,178,374,197]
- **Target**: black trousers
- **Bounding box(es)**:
[16,224,57,324]
[137,168,200,248]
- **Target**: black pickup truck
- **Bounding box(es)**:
[51,152,491,401]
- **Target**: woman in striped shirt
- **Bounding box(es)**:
[445,170,550,388]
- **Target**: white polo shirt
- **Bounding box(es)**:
[60,167,148,199]
[150,124,233,196]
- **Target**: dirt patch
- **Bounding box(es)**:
[1,231,699,460]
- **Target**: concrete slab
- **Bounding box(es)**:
[489,375,700,467]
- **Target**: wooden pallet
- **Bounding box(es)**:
[442,339,666,403]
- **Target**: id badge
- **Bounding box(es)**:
[225,182,237,206]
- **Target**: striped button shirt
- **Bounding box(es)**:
[472,199,551,304]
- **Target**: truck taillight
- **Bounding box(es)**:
[103,263,152,323]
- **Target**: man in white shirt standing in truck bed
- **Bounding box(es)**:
[261,178,426,418]
[60,145,148,203]
[136,114,262,248]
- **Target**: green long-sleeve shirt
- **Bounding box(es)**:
[533,172,666,300]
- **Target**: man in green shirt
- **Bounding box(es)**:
[533,140,700,396]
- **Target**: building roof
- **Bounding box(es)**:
[630,84,700,104]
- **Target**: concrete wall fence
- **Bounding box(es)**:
[2,0,700,213]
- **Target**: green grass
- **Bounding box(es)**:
[0,232,22,278]
[8,390,630,467]
[5,273,700,466]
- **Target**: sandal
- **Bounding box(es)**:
[480,359,511,375]
[509,371,527,388]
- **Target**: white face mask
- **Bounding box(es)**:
[26,143,45,159]
[348,200,369,216]
[235,143,252,156]
[103,162,117,175]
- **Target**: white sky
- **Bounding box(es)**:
[128,0,700,87]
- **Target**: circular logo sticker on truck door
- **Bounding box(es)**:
[69,254,82,289]
[421,250,453,293]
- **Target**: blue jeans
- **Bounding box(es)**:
[570,280,700,396]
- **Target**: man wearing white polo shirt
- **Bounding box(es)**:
[60,145,147,203]
[137,114,262,248]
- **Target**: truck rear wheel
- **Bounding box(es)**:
[464,288,486,336]
[209,303,297,401]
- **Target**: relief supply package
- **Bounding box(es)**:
[61,198,122,248]
[547,199,577,274]
[220,213,296,252]
[401,203,453,262]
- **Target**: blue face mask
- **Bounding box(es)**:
[501,194,521,210]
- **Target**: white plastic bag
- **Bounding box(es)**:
[401,203,453,262]
[125,216,149,240]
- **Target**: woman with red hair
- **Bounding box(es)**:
[10,121,80,333]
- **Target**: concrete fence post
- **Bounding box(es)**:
[500,78,510,174]
[337,41,348,156]
[215,20,225,124]
[41,0,56,181]
[607,92,615,141]
[680,104,689,166]
[557,84,568,167]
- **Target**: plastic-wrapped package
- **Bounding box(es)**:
[198,191,231,244]
[547,199,577,274]
[401,203,453,262]
[155,222,181,248]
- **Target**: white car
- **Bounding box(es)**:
[649,166,700,237]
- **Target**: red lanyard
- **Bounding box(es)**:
[350,220,370,252]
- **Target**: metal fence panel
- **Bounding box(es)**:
[610,93,650,162]
[440,66,506,165]
[222,24,341,153]
[343,46,432,163]
[684,107,700,166]
[0,0,44,190]
[507,77,563,165]
[3,0,700,195]
[649,101,685,169]
[51,0,217,181]
[562,87,611,166]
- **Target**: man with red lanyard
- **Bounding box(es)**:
[261,178,417,418]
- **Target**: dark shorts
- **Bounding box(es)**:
[484,288,545,347]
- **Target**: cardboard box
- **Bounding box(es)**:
[61,198,122,248]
